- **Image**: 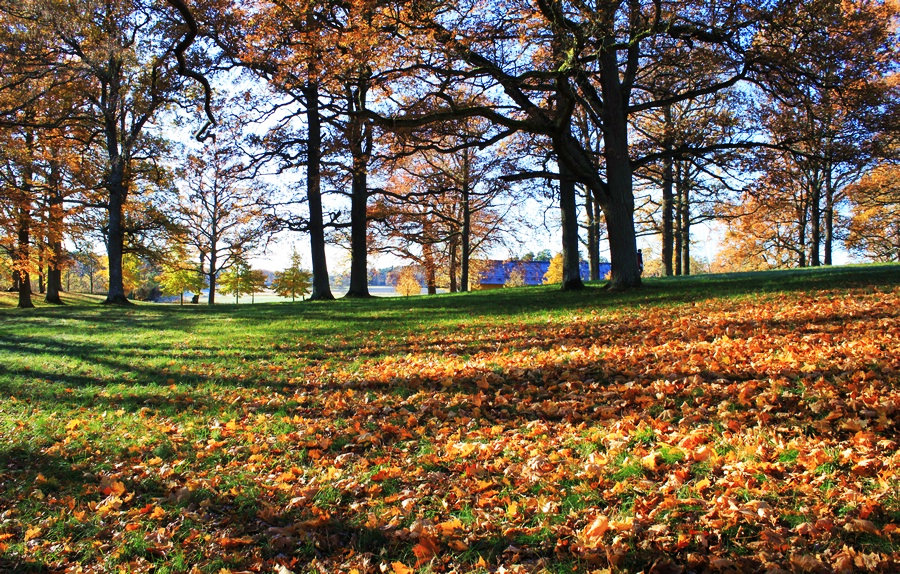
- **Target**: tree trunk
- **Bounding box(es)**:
[797,192,808,268]
[345,165,371,297]
[585,185,600,281]
[824,165,834,265]
[661,106,675,276]
[103,169,131,305]
[345,74,372,298]
[304,81,334,301]
[16,132,36,309]
[46,247,63,304]
[422,241,437,295]
[448,234,459,293]
[599,149,640,289]
[678,164,690,275]
[810,173,821,267]
[460,155,471,292]
[558,163,584,290]
[16,205,34,309]
[207,251,217,305]
[597,51,640,290]
[45,157,64,305]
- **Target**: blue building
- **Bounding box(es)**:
[477,260,610,288]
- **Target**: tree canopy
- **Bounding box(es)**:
[0,0,896,306]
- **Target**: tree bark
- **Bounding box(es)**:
[207,250,217,305]
[345,74,372,298]
[461,149,471,292]
[585,186,600,281]
[677,162,690,275]
[597,50,640,290]
[661,106,675,276]
[797,190,808,268]
[45,158,64,305]
[345,163,371,297]
[810,173,821,266]
[558,162,584,290]
[824,165,833,265]
[16,205,34,309]
[103,179,131,304]
[16,131,35,309]
[304,80,334,301]
[674,160,683,276]
[422,240,437,295]
[448,234,459,293]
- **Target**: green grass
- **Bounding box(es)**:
[1,263,898,573]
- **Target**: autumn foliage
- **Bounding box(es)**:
[1,268,898,572]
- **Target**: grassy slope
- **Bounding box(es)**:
[0,265,898,573]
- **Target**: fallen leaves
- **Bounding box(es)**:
[2,285,899,572]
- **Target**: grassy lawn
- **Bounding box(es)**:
[1,265,898,573]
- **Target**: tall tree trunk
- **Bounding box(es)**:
[45,241,63,305]
[207,251,217,305]
[558,163,584,290]
[345,74,372,298]
[661,105,675,276]
[422,241,437,295]
[45,170,64,304]
[345,165,371,297]
[16,132,36,309]
[16,205,34,309]
[678,163,690,275]
[824,165,834,266]
[103,161,131,304]
[810,173,821,267]
[448,234,459,293]
[797,189,808,268]
[597,51,640,290]
[304,80,334,301]
[585,185,600,281]
[461,153,471,292]
[101,62,131,306]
